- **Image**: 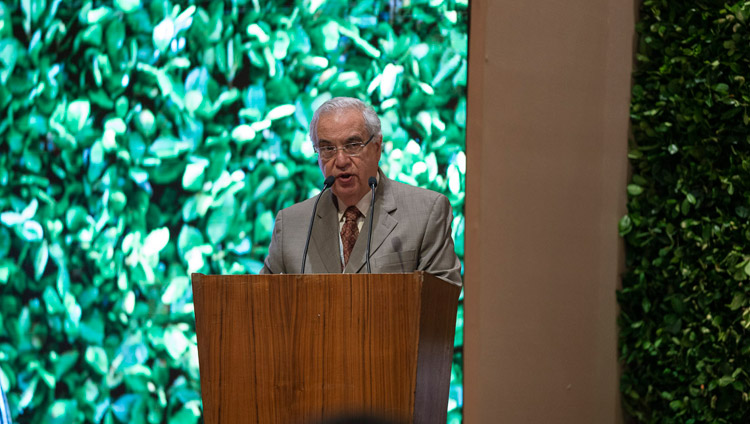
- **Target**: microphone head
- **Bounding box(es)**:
[368,176,377,188]
[323,175,335,187]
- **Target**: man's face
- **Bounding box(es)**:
[315,108,382,207]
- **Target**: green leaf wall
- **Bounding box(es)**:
[621,1,750,422]
[0,1,467,422]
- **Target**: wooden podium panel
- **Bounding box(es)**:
[191,272,460,424]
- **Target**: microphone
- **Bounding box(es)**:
[300,175,335,273]
[365,176,377,273]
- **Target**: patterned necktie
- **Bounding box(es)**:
[341,206,362,267]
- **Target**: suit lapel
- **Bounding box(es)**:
[345,173,398,273]
[309,191,342,273]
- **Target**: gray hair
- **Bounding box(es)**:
[309,97,381,144]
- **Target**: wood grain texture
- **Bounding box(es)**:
[192,272,460,424]
[413,273,461,424]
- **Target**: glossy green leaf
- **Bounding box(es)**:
[85,6,112,24]
[122,290,135,315]
[115,0,140,13]
[85,346,108,375]
[266,104,296,121]
[136,109,156,137]
[184,90,203,113]
[53,351,79,379]
[431,52,461,86]
[65,99,90,132]
[618,215,632,236]
[64,292,81,327]
[177,225,203,257]
[48,399,78,424]
[162,276,189,305]
[253,176,275,199]
[21,0,44,30]
[0,211,24,226]
[43,286,64,314]
[627,184,644,196]
[112,394,139,422]
[230,125,256,143]
[149,137,192,158]
[106,19,125,56]
[182,158,208,190]
[143,227,170,258]
[318,21,339,52]
[247,23,270,43]
[20,220,44,241]
[338,25,380,58]
[18,375,37,410]
[123,364,152,392]
[80,311,105,345]
[0,40,18,85]
[153,18,175,52]
[168,401,201,424]
[164,326,190,360]
[206,196,234,245]
[272,30,291,59]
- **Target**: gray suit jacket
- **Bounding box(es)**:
[261,171,462,286]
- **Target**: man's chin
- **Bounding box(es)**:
[332,186,364,207]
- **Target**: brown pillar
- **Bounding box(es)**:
[463,0,636,422]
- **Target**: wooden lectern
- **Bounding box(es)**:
[191,272,461,424]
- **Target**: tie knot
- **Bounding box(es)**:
[344,206,361,222]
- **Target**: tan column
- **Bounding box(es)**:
[463,0,636,422]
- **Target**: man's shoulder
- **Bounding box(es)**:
[384,176,447,201]
[278,194,320,217]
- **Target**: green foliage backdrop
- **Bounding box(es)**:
[620,1,750,422]
[0,0,467,422]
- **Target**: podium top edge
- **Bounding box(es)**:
[191,271,461,287]
[192,271,421,277]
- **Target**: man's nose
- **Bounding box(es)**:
[333,150,352,166]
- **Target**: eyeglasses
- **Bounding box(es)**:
[314,134,375,160]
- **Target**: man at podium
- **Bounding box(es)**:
[261,97,462,286]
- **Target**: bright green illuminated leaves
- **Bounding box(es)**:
[0,1,467,422]
[153,18,175,52]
